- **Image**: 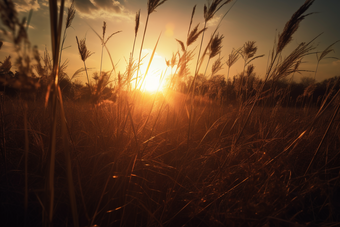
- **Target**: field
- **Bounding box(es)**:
[1,0,340,226]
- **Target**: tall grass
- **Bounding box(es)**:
[1,0,340,226]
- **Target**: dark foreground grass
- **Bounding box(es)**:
[1,93,340,227]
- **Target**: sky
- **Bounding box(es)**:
[1,0,340,85]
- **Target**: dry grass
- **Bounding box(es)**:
[1,0,340,227]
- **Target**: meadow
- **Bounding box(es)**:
[0,0,340,226]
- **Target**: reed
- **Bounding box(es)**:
[1,0,340,226]
[135,0,168,89]
[314,40,340,80]
[233,0,317,147]
[76,36,93,92]
[203,33,224,79]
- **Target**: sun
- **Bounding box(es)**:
[141,73,164,93]
[133,49,169,93]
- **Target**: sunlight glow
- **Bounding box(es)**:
[142,73,164,92]
[133,49,170,93]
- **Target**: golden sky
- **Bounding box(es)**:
[1,0,339,84]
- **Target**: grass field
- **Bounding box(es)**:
[1,0,340,226]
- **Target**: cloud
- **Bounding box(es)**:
[332,60,340,66]
[74,0,129,20]
[207,14,222,27]
[94,0,123,13]
[74,0,97,14]
[14,0,40,12]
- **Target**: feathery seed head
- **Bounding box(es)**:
[0,0,18,32]
[226,48,240,68]
[204,0,233,23]
[165,59,170,67]
[147,0,167,15]
[273,41,314,81]
[102,21,106,39]
[176,39,186,52]
[211,57,223,76]
[188,5,196,36]
[135,10,141,36]
[76,36,94,62]
[66,0,75,29]
[187,24,207,47]
[0,56,12,73]
[171,52,177,68]
[246,64,254,76]
[317,40,340,62]
[209,33,224,59]
[242,41,257,59]
[277,0,315,53]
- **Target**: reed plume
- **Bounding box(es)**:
[240,41,263,98]
[204,33,224,78]
[234,0,316,147]
[190,0,233,95]
[209,33,224,59]
[59,0,75,86]
[226,48,240,81]
[314,40,340,80]
[188,5,196,37]
[277,0,315,53]
[204,0,233,23]
[135,10,141,36]
[211,56,223,77]
[131,10,140,59]
[148,0,168,15]
[271,41,315,81]
[89,21,121,83]
[76,36,93,89]
[187,24,207,47]
[65,0,75,29]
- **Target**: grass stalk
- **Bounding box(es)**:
[0,92,6,168]
[232,1,317,147]
[305,93,340,174]
[23,102,28,218]
[46,1,79,227]
[135,13,150,89]
[58,86,79,227]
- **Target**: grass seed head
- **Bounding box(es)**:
[209,33,224,59]
[0,0,18,32]
[317,40,340,63]
[187,24,207,47]
[246,64,254,76]
[204,0,233,23]
[211,56,223,76]
[188,5,196,36]
[242,41,257,60]
[147,0,167,15]
[226,48,240,68]
[66,0,75,29]
[0,56,12,73]
[273,41,314,81]
[176,39,186,52]
[135,10,141,36]
[76,36,94,62]
[102,21,106,39]
[277,0,315,53]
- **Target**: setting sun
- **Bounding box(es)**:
[141,73,164,92]
[1,0,340,226]
[134,49,169,93]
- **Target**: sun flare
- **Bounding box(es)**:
[133,49,169,93]
[142,73,164,92]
